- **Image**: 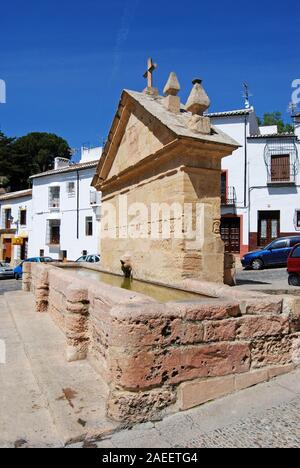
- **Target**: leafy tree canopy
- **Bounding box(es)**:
[0,132,71,192]
[257,112,294,134]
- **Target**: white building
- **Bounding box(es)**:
[28,147,102,261]
[0,189,32,264]
[208,109,300,256]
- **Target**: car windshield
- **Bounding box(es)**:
[0,262,10,268]
[266,240,287,250]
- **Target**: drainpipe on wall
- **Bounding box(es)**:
[76,170,80,240]
[244,115,248,207]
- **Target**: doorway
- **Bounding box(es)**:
[258,211,280,246]
[3,238,12,263]
[221,217,241,253]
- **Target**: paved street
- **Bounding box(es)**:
[235,267,300,293]
[236,267,287,286]
[0,279,22,295]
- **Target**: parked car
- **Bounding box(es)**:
[13,256,53,280]
[0,262,14,279]
[76,254,101,264]
[287,243,300,286]
[241,236,300,270]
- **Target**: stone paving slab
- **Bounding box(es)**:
[1,292,119,447]
[0,296,62,448]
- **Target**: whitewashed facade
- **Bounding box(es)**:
[0,189,32,264]
[209,109,300,255]
[28,147,102,261]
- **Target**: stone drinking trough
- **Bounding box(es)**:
[23,261,300,423]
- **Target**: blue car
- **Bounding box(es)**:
[241,236,300,270]
[14,257,53,279]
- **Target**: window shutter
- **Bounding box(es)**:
[271,155,290,182]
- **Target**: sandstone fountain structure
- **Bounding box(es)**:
[23,64,300,424]
[91,69,239,284]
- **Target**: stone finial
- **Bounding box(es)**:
[187,114,211,134]
[163,72,180,96]
[163,72,181,113]
[185,78,210,115]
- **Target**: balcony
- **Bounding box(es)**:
[221,186,237,206]
[90,190,101,206]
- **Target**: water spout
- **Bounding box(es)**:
[120,254,133,279]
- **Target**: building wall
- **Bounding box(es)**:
[28,168,100,261]
[212,112,300,255]
[247,138,300,249]
[0,195,32,263]
[211,114,252,255]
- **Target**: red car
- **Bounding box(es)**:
[287,244,300,286]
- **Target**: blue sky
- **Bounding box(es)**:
[0,0,299,155]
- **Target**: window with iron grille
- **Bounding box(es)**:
[46,219,60,245]
[90,190,99,205]
[85,217,93,236]
[4,208,12,229]
[264,138,298,184]
[49,186,60,209]
[20,209,27,226]
[294,210,300,231]
[67,181,75,198]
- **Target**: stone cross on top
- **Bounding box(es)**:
[143,58,157,93]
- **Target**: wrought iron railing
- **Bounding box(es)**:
[221,186,237,206]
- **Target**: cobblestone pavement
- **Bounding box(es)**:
[0,279,21,295]
[182,399,300,448]
[78,370,300,449]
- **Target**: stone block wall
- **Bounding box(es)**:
[24,262,300,423]
[23,262,90,362]
[103,299,299,421]
[100,151,225,285]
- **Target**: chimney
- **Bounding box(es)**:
[294,114,300,139]
[54,157,70,170]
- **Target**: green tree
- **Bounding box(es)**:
[0,132,71,191]
[13,132,71,174]
[0,131,16,191]
[258,112,294,133]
